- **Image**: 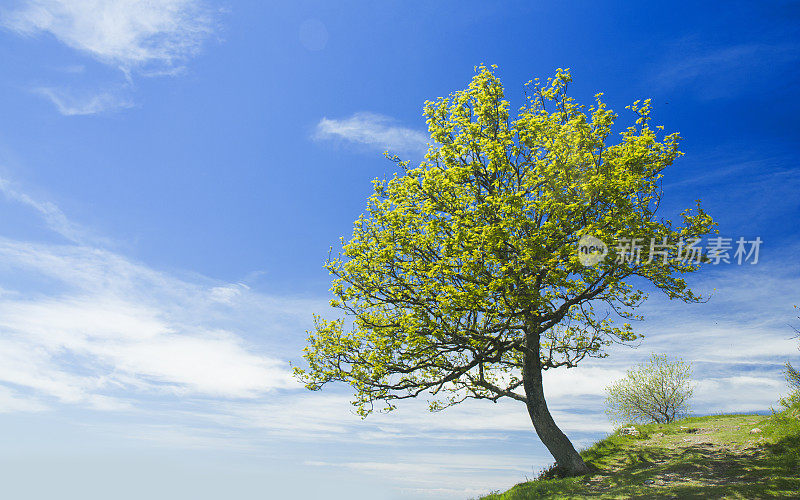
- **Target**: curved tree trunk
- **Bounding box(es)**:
[522,334,590,476]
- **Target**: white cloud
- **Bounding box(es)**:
[315,112,430,154]
[2,0,213,71]
[0,385,47,413]
[191,385,611,447]
[0,240,302,405]
[0,177,315,409]
[694,375,786,413]
[0,176,93,243]
[544,366,626,399]
[1,0,217,114]
[209,283,249,304]
[34,86,134,115]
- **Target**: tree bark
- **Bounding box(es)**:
[522,333,591,476]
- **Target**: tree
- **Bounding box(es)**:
[604,354,694,425]
[294,66,716,476]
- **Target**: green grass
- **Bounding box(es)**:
[479,403,800,499]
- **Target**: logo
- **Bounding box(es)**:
[577,234,607,266]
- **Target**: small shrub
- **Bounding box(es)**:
[780,363,800,410]
[785,362,800,392]
[781,306,800,408]
[605,354,694,424]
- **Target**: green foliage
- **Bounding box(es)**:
[604,354,694,424]
[786,362,800,392]
[295,65,715,416]
[781,305,800,408]
[765,397,800,470]
[781,360,800,409]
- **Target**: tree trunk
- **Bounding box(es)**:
[522,333,590,476]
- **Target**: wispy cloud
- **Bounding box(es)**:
[651,42,800,100]
[1,0,217,114]
[0,175,104,244]
[2,0,214,71]
[34,86,134,115]
[0,384,48,413]
[0,178,316,412]
[314,112,430,155]
[0,238,304,407]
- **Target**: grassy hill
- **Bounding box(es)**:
[479,403,800,499]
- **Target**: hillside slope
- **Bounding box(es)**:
[480,406,800,499]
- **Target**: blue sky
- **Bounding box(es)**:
[0,1,799,498]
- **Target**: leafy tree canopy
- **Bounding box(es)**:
[295,65,716,475]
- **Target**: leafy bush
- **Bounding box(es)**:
[605,354,694,424]
[782,305,800,408]
[780,361,800,409]
[786,362,800,392]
